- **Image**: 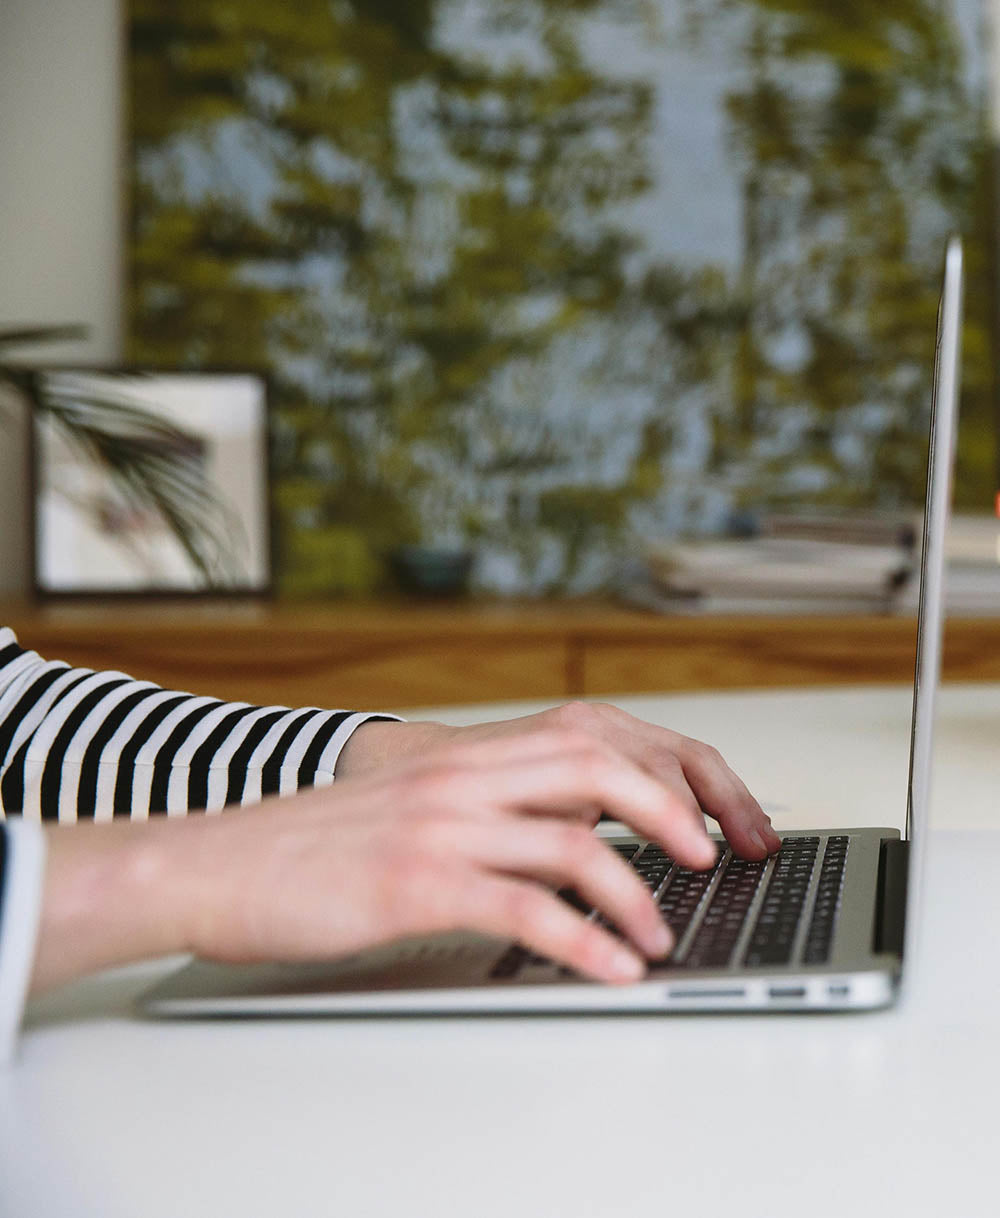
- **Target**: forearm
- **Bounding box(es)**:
[30,819,200,995]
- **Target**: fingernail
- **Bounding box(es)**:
[750,829,768,853]
[610,946,646,983]
[651,923,674,957]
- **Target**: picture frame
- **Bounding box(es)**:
[28,369,272,599]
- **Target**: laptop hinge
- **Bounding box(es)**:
[873,838,909,957]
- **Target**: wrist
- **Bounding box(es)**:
[335,719,456,778]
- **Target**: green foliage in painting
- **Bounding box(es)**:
[703,0,993,512]
[129,0,658,594]
[127,0,993,597]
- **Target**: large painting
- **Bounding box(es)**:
[126,0,992,597]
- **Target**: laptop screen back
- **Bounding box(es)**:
[902,236,964,967]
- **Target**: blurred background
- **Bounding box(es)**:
[1,0,998,610]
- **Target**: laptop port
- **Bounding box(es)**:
[827,984,851,999]
[768,985,806,999]
[668,987,746,1000]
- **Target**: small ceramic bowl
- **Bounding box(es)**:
[389,545,474,596]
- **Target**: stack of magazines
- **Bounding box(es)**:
[898,513,1000,616]
[622,514,918,615]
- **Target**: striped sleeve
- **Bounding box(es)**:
[0,627,401,823]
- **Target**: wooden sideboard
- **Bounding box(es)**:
[3,601,1000,710]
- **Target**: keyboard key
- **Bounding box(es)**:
[490,945,528,979]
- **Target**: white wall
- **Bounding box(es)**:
[0,0,123,596]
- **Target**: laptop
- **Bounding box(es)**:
[142,237,964,1018]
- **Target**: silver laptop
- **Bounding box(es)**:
[143,237,964,1018]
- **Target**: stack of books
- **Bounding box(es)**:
[898,513,1000,616]
[622,514,917,615]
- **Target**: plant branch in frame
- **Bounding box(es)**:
[32,383,249,586]
[0,328,251,587]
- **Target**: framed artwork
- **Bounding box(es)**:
[30,370,271,597]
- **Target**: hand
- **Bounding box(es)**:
[32,723,758,995]
[338,700,780,860]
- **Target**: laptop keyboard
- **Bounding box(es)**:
[685,852,770,968]
[741,837,820,967]
[490,835,850,981]
[803,836,849,963]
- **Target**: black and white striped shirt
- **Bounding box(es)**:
[0,625,398,1062]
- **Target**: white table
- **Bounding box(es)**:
[4,684,1000,1218]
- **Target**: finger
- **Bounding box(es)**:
[470,745,717,869]
[462,875,648,984]
[582,706,780,858]
[675,738,781,859]
[455,819,673,959]
[519,801,604,828]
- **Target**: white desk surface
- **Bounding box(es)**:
[4,683,1000,1218]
